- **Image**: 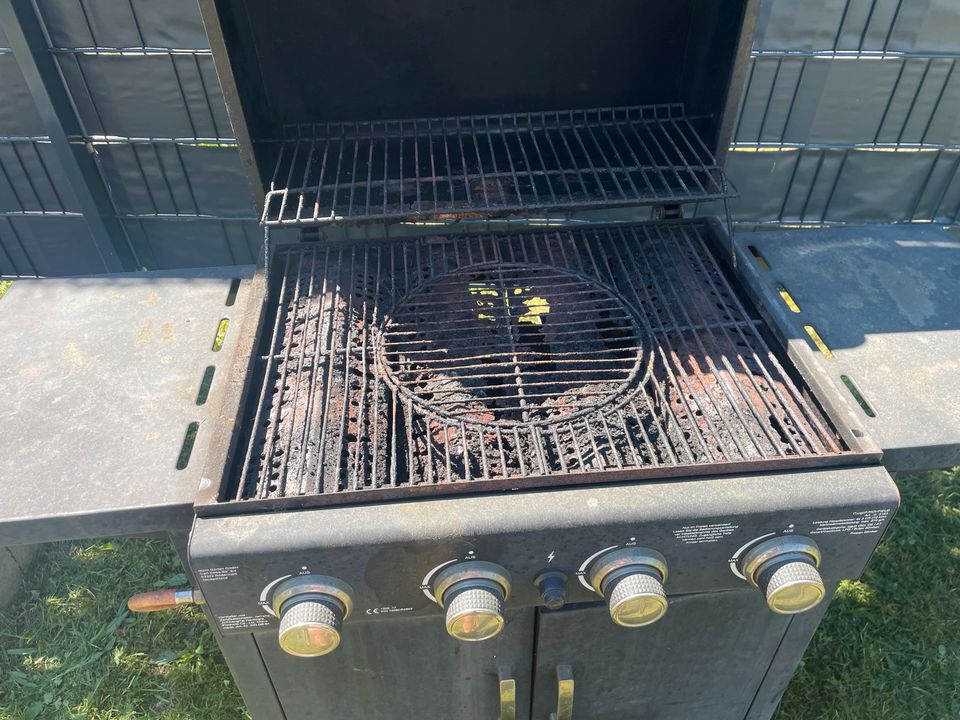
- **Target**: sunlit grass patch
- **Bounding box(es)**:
[777,468,960,720]
[0,539,248,720]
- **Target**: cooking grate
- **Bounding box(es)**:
[379,264,651,427]
[262,105,733,227]
[213,221,862,512]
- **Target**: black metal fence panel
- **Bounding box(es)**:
[736,57,960,146]
[34,0,211,49]
[0,140,78,214]
[121,218,260,269]
[754,0,960,53]
[4,0,960,277]
[0,55,45,136]
[57,54,230,140]
[0,216,101,276]
[726,0,960,228]
[721,147,960,226]
[96,142,252,218]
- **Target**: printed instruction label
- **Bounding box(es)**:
[810,509,891,536]
[364,606,414,616]
[674,522,739,544]
[196,566,239,582]
[218,614,272,630]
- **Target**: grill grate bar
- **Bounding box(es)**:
[230,222,854,506]
[607,229,720,460]
[262,105,733,227]
[653,221,801,457]
[685,223,842,454]
[275,249,319,497]
[634,225,769,460]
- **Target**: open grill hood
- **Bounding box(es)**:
[201,0,754,225]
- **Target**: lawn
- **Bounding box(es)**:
[1,469,957,719]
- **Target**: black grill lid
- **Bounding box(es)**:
[198,0,755,227]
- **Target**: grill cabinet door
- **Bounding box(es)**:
[531,591,791,720]
[255,609,534,720]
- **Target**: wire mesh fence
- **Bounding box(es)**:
[5,0,960,275]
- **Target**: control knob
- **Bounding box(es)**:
[431,561,512,642]
[587,548,669,627]
[739,535,826,614]
[271,575,354,657]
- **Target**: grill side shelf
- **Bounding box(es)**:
[260,105,735,228]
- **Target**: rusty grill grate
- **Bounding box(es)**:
[220,221,858,510]
[379,264,652,428]
[262,105,733,227]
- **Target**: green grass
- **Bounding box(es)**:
[776,468,960,720]
[0,540,248,720]
[0,470,957,719]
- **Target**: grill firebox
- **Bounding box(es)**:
[210,220,863,513]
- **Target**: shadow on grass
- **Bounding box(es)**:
[776,469,960,720]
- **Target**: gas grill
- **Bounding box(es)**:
[184,1,900,718]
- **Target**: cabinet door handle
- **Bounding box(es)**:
[498,667,516,720]
[549,664,574,720]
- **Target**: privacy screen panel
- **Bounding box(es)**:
[5,0,960,277]
[726,0,960,228]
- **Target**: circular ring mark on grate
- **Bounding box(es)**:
[378,263,650,427]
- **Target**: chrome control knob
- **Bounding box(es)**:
[278,598,344,657]
[271,575,354,657]
[587,548,669,628]
[739,536,826,615]
[431,561,512,642]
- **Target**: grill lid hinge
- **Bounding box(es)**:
[653,204,684,221]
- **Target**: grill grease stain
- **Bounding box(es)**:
[176,422,200,470]
[196,366,216,406]
[212,318,230,351]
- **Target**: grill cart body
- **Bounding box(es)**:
[182,2,911,718]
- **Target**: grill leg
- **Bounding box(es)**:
[169,531,288,720]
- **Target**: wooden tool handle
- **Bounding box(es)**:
[127,588,198,612]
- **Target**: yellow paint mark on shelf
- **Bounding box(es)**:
[212,318,230,352]
[777,285,802,314]
[804,325,835,360]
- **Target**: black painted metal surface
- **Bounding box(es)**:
[0,265,259,546]
[732,224,960,471]
[190,464,899,720]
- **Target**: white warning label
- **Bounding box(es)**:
[196,566,239,582]
[810,509,891,536]
[218,614,272,630]
[674,522,739,544]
